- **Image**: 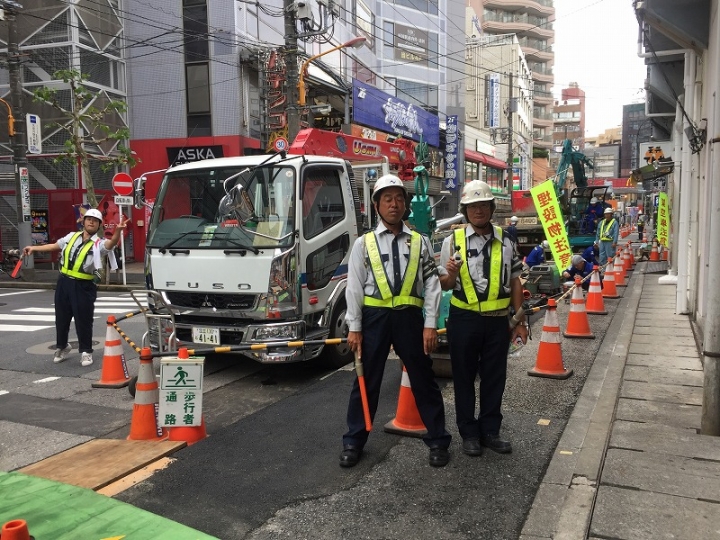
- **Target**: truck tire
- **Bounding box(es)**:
[320,299,353,368]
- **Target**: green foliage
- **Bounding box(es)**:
[32,69,137,207]
[533,147,549,159]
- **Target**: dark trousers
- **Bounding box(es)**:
[637,225,644,241]
[447,306,510,440]
[343,306,451,449]
[55,274,97,353]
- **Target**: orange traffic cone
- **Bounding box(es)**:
[528,299,573,379]
[1,520,33,540]
[128,347,167,441]
[384,364,427,438]
[613,251,626,287]
[602,260,620,299]
[167,348,207,445]
[661,245,669,261]
[649,238,660,261]
[563,276,595,339]
[623,244,632,272]
[628,241,636,267]
[92,316,131,389]
[586,265,607,315]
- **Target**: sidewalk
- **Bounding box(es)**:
[521,259,720,539]
[0,261,146,292]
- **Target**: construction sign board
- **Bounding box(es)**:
[159,356,204,427]
[657,192,669,247]
[530,180,572,271]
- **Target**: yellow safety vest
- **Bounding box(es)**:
[363,230,424,309]
[60,232,95,280]
[599,218,616,242]
[450,226,511,313]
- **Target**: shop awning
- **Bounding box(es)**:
[465,149,507,170]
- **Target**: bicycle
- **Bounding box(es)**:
[0,248,23,279]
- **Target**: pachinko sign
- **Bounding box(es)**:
[530,180,572,270]
[352,79,439,147]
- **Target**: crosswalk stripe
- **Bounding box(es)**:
[0,324,53,331]
[0,314,56,321]
[15,307,144,314]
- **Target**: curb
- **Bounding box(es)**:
[519,262,645,539]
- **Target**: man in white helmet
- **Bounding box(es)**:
[595,207,618,266]
[505,215,519,245]
[584,196,603,233]
[438,180,527,456]
[341,174,451,468]
[23,208,129,367]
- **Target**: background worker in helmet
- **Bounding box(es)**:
[562,254,599,291]
[595,207,619,266]
[23,208,128,367]
[525,240,549,268]
[581,242,600,266]
[505,215,519,244]
[438,180,528,456]
[584,197,603,233]
[340,174,451,469]
[636,212,646,241]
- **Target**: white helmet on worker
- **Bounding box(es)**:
[459,180,494,209]
[603,207,613,214]
[541,240,549,249]
[510,215,519,223]
[84,209,103,222]
[372,174,407,203]
[590,197,598,204]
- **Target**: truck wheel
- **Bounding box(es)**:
[320,299,352,368]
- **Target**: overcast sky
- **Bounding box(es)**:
[553,0,647,137]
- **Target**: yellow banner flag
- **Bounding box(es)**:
[530,180,573,271]
[657,192,669,247]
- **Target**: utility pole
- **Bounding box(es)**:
[506,71,514,191]
[284,0,300,144]
[4,2,34,279]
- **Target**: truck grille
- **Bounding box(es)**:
[166,292,257,310]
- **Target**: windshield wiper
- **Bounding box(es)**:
[221,237,259,254]
[157,230,203,253]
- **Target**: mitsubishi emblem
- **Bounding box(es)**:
[201,295,212,308]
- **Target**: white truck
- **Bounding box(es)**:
[134,130,423,368]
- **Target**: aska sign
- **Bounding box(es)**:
[352,79,439,147]
[112,172,134,196]
[167,145,224,165]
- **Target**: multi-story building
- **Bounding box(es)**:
[552,83,585,150]
[620,102,656,177]
[474,0,555,151]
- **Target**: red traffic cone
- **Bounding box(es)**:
[613,251,626,286]
[563,276,595,339]
[649,238,660,261]
[92,316,131,389]
[528,299,573,379]
[585,265,607,315]
[1,520,33,540]
[128,347,167,441]
[167,348,207,445]
[602,260,620,299]
[384,365,427,438]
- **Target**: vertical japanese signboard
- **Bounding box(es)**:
[444,115,458,190]
[657,192,669,247]
[530,180,572,271]
[488,73,501,128]
[159,356,204,427]
[19,166,31,221]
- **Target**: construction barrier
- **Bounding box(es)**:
[602,260,620,299]
[167,348,208,445]
[528,298,573,379]
[384,364,427,438]
[563,276,595,339]
[127,347,168,441]
[586,265,607,315]
[649,238,660,261]
[1,519,32,540]
[92,316,131,389]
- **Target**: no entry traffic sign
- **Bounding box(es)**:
[112,172,134,196]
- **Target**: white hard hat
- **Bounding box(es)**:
[590,197,598,204]
[459,180,494,208]
[84,209,103,221]
[510,215,519,223]
[571,254,585,266]
[372,174,407,202]
[604,207,613,214]
[541,240,549,249]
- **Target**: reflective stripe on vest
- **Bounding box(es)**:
[450,226,511,312]
[363,230,424,309]
[600,218,616,241]
[60,232,95,280]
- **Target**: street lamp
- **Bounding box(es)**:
[297,36,366,107]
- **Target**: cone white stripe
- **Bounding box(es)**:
[541,330,562,343]
[105,343,124,355]
[401,368,412,388]
[570,301,585,312]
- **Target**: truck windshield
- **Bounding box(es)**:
[147,165,296,250]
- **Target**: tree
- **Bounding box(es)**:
[32,69,136,207]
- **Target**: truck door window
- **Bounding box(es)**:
[302,169,345,239]
[306,233,350,290]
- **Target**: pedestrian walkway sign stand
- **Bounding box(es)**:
[159,352,204,427]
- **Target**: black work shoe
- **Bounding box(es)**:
[339,446,362,468]
[479,434,512,454]
[428,447,450,467]
[461,439,483,457]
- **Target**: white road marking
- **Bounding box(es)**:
[0,290,43,297]
[34,376,61,383]
[0,324,53,331]
[0,314,57,321]
[0,390,8,396]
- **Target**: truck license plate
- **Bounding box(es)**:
[192,326,220,345]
